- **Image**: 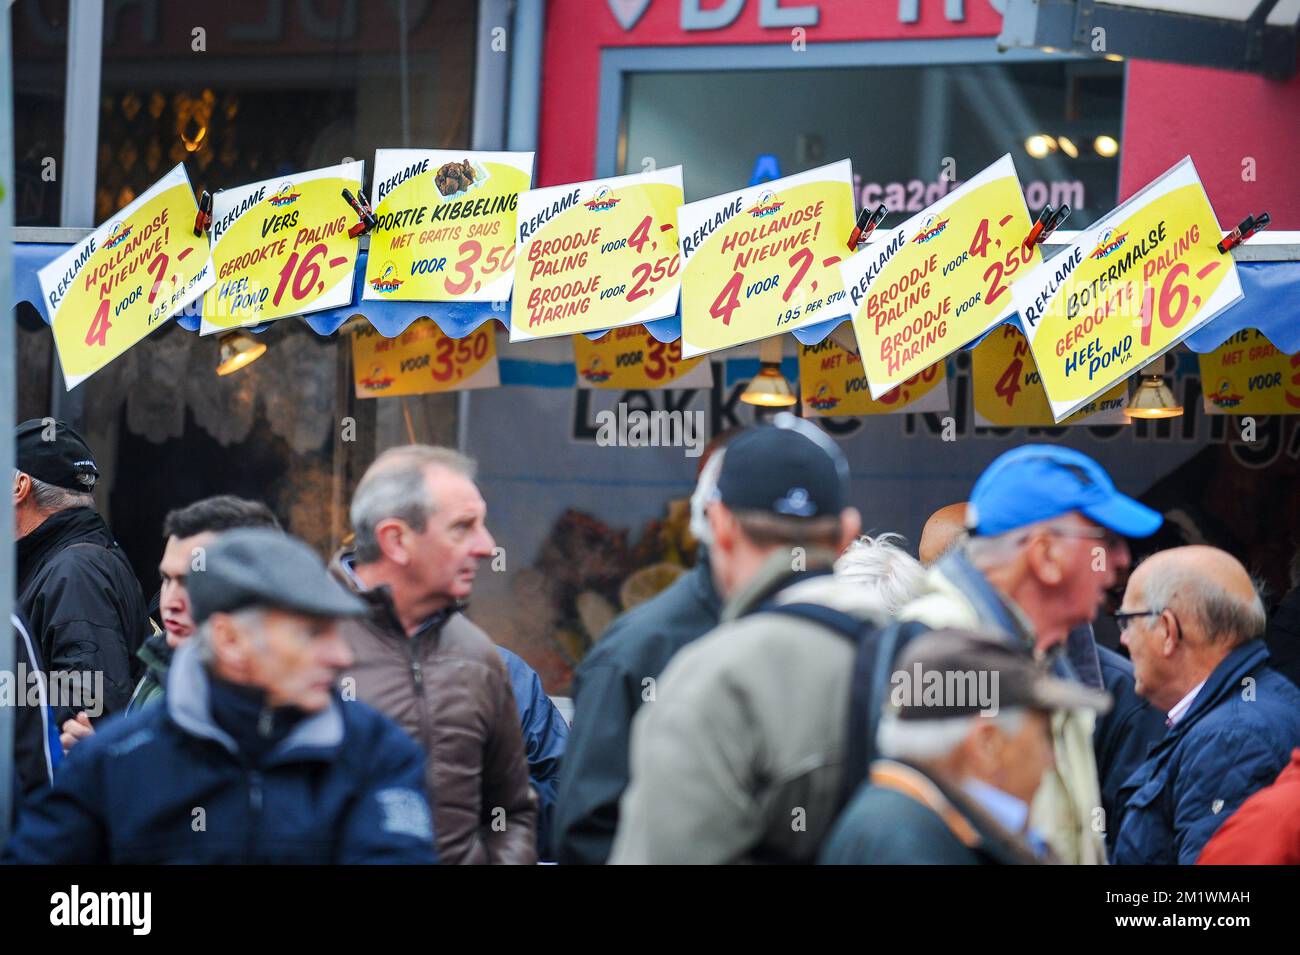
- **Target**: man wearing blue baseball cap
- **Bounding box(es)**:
[901,444,1163,864]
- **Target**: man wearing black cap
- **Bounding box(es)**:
[820,630,1111,865]
[5,529,438,864]
[13,418,148,720]
[610,413,873,864]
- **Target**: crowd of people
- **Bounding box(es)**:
[6,414,1300,864]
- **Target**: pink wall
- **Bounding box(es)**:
[1120,62,1300,228]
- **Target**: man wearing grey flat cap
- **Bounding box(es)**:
[820,630,1111,865]
[5,529,438,864]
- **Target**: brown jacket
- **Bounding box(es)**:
[331,553,537,864]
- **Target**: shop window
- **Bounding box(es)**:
[622,60,1124,227]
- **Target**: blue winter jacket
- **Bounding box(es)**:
[495,646,569,859]
[3,643,438,864]
[1112,640,1300,865]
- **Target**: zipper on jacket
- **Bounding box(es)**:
[246,768,264,862]
[408,632,437,777]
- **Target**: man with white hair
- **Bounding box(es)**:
[820,630,1110,864]
[331,445,537,864]
[14,419,147,720]
[1113,545,1300,864]
[834,533,927,615]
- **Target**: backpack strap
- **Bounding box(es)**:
[758,602,866,643]
[755,602,930,808]
[841,619,930,807]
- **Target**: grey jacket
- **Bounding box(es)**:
[609,550,893,864]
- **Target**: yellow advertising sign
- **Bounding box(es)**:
[573,326,712,390]
[799,336,947,416]
[352,319,498,398]
[679,160,856,358]
[972,323,1128,427]
[39,163,214,389]
[841,154,1038,399]
[365,149,533,303]
[200,161,364,334]
[1198,329,1300,415]
[1014,156,1243,421]
[511,167,684,341]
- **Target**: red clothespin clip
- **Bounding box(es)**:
[847,203,888,251]
[1023,204,1071,249]
[342,188,378,239]
[1217,212,1270,254]
[193,190,213,238]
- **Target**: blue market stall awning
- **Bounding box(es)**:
[13,243,1300,352]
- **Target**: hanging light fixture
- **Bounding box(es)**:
[741,336,796,408]
[216,330,267,376]
[1125,374,1183,419]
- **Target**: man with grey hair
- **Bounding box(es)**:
[899,445,1163,864]
[6,528,438,863]
[820,630,1110,864]
[834,533,927,615]
[14,419,147,720]
[331,445,537,864]
[1113,545,1300,864]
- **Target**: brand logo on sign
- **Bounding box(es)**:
[747,191,784,218]
[807,381,840,411]
[912,214,949,244]
[584,186,620,212]
[269,181,301,207]
[370,261,404,293]
[360,365,396,390]
[1090,228,1128,260]
[103,221,133,249]
[580,357,613,383]
[1207,378,1243,409]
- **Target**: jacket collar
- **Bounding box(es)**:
[137,630,174,678]
[689,550,723,618]
[935,550,1037,649]
[165,642,344,764]
[1158,640,1270,744]
[870,759,1044,864]
[721,547,838,623]
[330,550,463,640]
[16,507,113,583]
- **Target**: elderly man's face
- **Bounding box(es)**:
[1119,564,1176,709]
[995,710,1054,805]
[1041,512,1130,629]
[236,609,355,713]
[404,467,496,608]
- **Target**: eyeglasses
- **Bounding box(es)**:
[1019,524,1124,551]
[1112,609,1161,632]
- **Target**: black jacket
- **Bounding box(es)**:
[1265,584,1300,689]
[552,556,722,865]
[3,643,438,864]
[10,614,60,818]
[1092,644,1167,856]
[16,507,148,721]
